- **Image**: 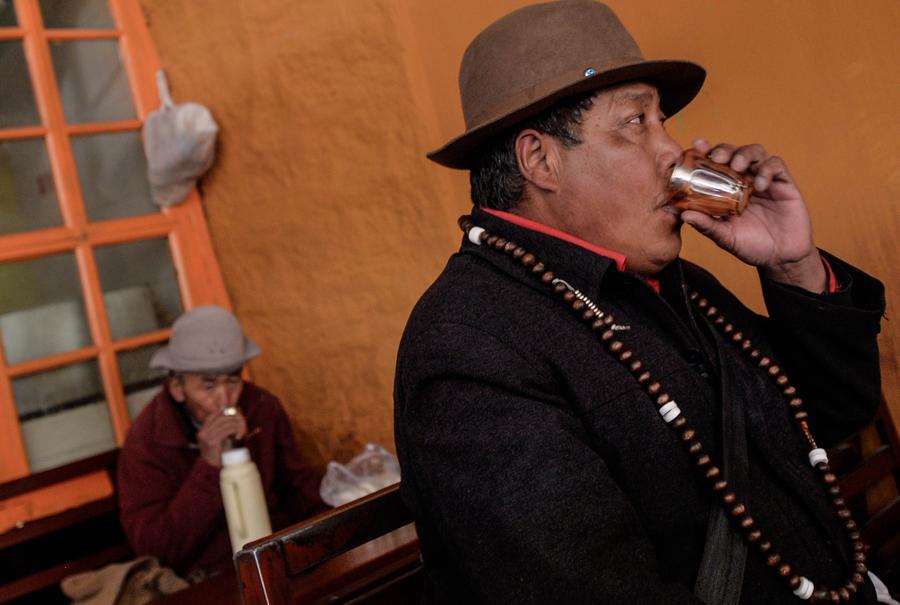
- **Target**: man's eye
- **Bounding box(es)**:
[627,114,645,125]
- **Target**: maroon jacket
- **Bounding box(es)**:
[118,382,326,575]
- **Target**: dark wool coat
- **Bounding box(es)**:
[118,382,326,575]
[394,208,885,604]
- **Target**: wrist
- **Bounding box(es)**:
[762,251,827,293]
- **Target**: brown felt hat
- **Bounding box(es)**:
[427,0,706,169]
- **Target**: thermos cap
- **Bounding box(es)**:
[222,447,251,466]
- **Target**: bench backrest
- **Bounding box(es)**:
[830,397,900,566]
[0,449,131,604]
[235,483,421,605]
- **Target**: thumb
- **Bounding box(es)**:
[681,210,735,250]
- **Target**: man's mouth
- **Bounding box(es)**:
[661,204,682,219]
[655,192,674,211]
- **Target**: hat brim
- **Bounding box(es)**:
[149,337,261,373]
[427,59,706,169]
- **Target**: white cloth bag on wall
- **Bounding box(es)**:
[142,70,218,207]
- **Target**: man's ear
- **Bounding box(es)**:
[515,129,561,194]
[167,376,186,403]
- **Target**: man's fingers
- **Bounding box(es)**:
[681,210,714,233]
[752,155,790,192]
[200,414,241,432]
[691,138,712,154]
[196,414,248,465]
[730,144,767,173]
[198,426,231,446]
[701,142,768,172]
[708,143,735,164]
[199,416,246,443]
[233,417,248,440]
[681,210,735,250]
[221,416,247,440]
[694,142,772,175]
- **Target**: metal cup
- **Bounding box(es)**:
[667,149,752,218]
[222,406,239,451]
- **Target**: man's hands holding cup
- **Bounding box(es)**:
[679,139,826,293]
[197,406,247,467]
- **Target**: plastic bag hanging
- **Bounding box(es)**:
[142,70,219,207]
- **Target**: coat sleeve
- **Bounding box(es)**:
[759,251,885,447]
[395,320,705,605]
[268,400,328,527]
[117,439,224,571]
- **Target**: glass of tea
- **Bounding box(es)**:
[668,149,753,218]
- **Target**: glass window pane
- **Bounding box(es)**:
[0,138,62,235]
[71,131,156,221]
[39,0,114,29]
[50,40,134,123]
[0,253,90,365]
[0,2,17,27]
[119,343,166,419]
[0,41,41,127]
[94,238,182,340]
[14,359,116,472]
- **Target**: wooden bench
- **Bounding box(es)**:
[0,450,132,604]
[235,483,422,605]
[830,397,900,585]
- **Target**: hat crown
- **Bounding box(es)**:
[170,306,243,362]
[150,305,260,372]
[460,1,642,129]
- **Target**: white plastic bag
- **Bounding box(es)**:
[142,70,218,207]
[319,444,401,507]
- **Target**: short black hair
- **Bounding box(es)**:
[469,91,596,211]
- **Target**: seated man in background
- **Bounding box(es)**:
[118,305,326,578]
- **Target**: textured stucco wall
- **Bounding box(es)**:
[140,0,462,467]
[140,0,898,468]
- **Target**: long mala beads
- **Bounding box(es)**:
[457,216,867,603]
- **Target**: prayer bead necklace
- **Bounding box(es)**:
[458,215,867,603]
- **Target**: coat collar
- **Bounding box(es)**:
[463,207,675,303]
[463,207,628,304]
[480,208,628,271]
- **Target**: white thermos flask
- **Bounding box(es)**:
[220,447,272,553]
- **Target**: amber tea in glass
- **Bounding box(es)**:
[668,149,752,218]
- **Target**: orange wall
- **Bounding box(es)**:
[140,0,898,468]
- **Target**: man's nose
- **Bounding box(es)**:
[213,385,229,408]
[657,129,683,178]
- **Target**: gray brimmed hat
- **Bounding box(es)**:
[150,305,260,373]
[427,0,706,169]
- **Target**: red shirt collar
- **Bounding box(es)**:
[481,208,837,296]
[482,208,627,271]
[481,208,663,294]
